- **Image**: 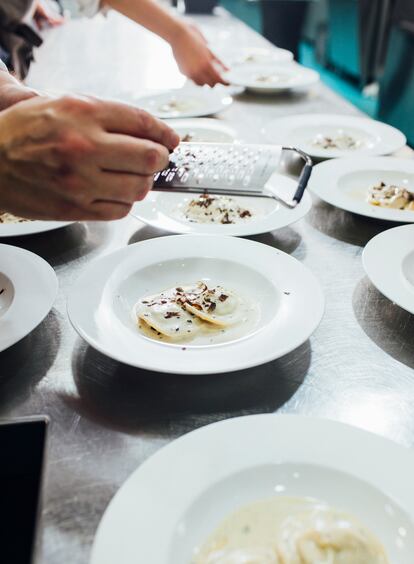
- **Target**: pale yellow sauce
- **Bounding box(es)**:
[193,497,389,564]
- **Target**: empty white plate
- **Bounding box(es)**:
[219,46,293,66]
[263,114,407,158]
[363,224,414,314]
[164,118,237,143]
[67,235,324,374]
[90,414,414,564]
[309,157,414,222]
[136,89,233,119]
[0,219,73,238]
[225,63,319,94]
[0,244,58,352]
[131,173,312,236]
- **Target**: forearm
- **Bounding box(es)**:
[102,0,185,44]
[0,70,38,111]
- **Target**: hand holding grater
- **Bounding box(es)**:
[153,143,313,209]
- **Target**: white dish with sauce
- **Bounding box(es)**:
[262,114,406,159]
[363,224,414,315]
[131,173,312,236]
[0,214,73,238]
[0,244,58,352]
[90,414,414,564]
[225,63,319,94]
[218,46,293,67]
[136,88,233,119]
[67,235,324,374]
[309,157,414,222]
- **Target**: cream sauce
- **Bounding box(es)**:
[193,497,389,564]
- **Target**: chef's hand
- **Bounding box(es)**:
[171,22,228,87]
[0,95,179,221]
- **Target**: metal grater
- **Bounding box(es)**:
[153,143,313,208]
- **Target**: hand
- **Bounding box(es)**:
[170,22,228,87]
[0,95,179,221]
[34,1,65,29]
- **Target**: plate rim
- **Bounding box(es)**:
[262,113,407,158]
[362,224,414,314]
[0,244,58,351]
[67,234,324,374]
[135,90,233,119]
[308,156,414,222]
[90,413,414,564]
[130,184,312,237]
[0,220,74,238]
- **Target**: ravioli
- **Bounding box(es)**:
[134,282,248,343]
[0,212,31,224]
[367,181,414,210]
[312,134,361,151]
[193,497,389,564]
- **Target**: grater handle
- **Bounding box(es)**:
[282,146,313,206]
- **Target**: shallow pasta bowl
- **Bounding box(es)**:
[90,414,414,564]
[67,235,324,374]
[0,244,58,352]
[309,157,414,222]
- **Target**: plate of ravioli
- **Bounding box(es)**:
[308,157,414,222]
[90,414,414,564]
[67,235,324,374]
[0,211,73,237]
[131,173,312,236]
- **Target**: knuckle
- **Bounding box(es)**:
[136,109,154,134]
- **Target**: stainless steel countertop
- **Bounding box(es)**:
[1,8,413,564]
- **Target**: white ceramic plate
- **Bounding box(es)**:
[363,224,414,314]
[219,46,293,66]
[67,235,324,374]
[263,114,407,158]
[164,118,237,143]
[0,219,73,238]
[0,244,58,352]
[136,89,233,119]
[309,157,414,222]
[131,173,312,236]
[225,63,319,94]
[90,414,414,564]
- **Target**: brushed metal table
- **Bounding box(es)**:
[1,8,413,564]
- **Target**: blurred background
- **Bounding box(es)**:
[180,0,414,146]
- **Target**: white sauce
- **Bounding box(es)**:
[193,497,389,564]
[158,98,199,114]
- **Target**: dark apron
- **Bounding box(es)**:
[0,0,42,79]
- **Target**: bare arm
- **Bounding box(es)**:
[102,0,227,86]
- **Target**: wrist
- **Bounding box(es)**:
[0,83,38,111]
[164,18,188,46]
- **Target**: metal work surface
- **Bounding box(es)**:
[1,9,413,564]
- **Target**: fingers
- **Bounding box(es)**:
[212,53,229,72]
[93,100,179,149]
[94,171,154,203]
[97,134,170,175]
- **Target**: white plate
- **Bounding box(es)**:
[309,157,414,222]
[363,224,414,314]
[263,114,407,158]
[163,118,237,143]
[67,235,323,374]
[225,63,319,94]
[219,46,293,66]
[136,89,233,119]
[0,220,73,238]
[0,244,58,352]
[131,173,312,236]
[90,414,414,564]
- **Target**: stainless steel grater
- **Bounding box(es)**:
[153,143,313,208]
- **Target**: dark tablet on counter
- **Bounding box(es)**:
[0,416,49,564]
